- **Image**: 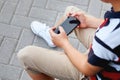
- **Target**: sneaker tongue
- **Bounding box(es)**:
[46,28,56,47]
[43,23,50,30]
[46,28,51,39]
[46,26,49,29]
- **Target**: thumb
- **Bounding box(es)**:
[49,28,57,37]
[59,26,65,33]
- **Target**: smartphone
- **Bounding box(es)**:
[54,16,80,35]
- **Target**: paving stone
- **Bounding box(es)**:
[68,37,79,49]
[15,29,35,52]
[78,42,87,53]
[0,2,16,23]
[54,12,64,27]
[0,36,3,45]
[11,15,54,28]
[73,5,87,12]
[0,37,17,64]
[0,64,22,80]
[40,19,55,27]
[46,0,73,12]
[54,12,70,23]
[20,70,32,80]
[62,0,89,5]
[7,0,19,3]
[11,15,35,28]
[10,52,22,67]
[0,23,21,39]
[29,7,57,21]
[33,36,51,49]
[33,36,58,50]
[1,0,19,3]
[68,32,77,39]
[100,4,111,18]
[87,0,102,18]
[33,36,63,51]
[100,10,106,18]
[15,0,33,16]
[0,0,4,11]
[33,0,47,8]
[102,3,111,11]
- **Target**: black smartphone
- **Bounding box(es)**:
[54,16,80,35]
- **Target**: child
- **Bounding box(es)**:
[18,0,120,80]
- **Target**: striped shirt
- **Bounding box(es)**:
[88,8,120,80]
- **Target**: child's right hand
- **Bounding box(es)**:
[67,11,87,29]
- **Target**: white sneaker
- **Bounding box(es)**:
[31,21,56,47]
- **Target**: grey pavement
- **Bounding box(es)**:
[0,0,111,80]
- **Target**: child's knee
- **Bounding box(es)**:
[17,46,34,61]
[64,6,85,16]
[64,6,77,15]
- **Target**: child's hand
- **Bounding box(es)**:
[49,26,69,48]
[67,11,87,29]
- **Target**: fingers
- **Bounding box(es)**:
[49,27,57,37]
[49,26,66,37]
[66,11,84,23]
[51,26,56,30]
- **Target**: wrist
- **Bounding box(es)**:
[62,41,72,51]
[85,14,92,28]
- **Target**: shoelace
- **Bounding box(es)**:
[42,23,50,30]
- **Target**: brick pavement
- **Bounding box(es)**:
[0,0,111,80]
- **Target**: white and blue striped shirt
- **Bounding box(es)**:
[88,8,120,80]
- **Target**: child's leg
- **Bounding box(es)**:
[74,28,96,49]
[17,46,85,80]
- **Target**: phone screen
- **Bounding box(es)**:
[54,16,80,35]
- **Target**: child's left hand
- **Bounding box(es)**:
[49,26,69,48]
